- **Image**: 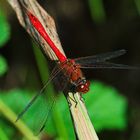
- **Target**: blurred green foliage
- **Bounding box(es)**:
[0,9,9,77]
[0,55,8,76]
[0,9,10,47]
[0,81,128,140]
[135,0,140,15]
[88,0,106,23]
[0,127,9,140]
[85,81,127,132]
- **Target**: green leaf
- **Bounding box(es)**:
[0,81,128,139]
[85,81,128,132]
[0,89,75,139]
[88,0,106,23]
[51,94,76,140]
[0,127,9,140]
[0,55,8,76]
[0,97,40,140]
[0,89,56,136]
[0,89,31,112]
[134,0,140,15]
[0,120,15,140]
[53,81,128,138]
[0,10,10,47]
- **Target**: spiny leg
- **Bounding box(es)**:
[79,93,85,103]
[67,93,78,107]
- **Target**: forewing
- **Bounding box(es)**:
[16,64,65,134]
[75,49,126,64]
[79,62,137,69]
[53,69,71,92]
[18,86,56,135]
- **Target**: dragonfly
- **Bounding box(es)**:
[16,8,135,133]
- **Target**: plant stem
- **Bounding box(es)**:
[0,99,39,140]
[68,92,99,140]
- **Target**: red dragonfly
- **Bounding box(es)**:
[16,9,134,133]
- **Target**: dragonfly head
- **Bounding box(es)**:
[76,79,90,94]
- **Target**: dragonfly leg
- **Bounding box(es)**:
[73,94,78,108]
[67,94,78,107]
[67,97,72,107]
[79,93,85,103]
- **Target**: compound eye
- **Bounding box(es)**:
[85,81,90,86]
[76,84,89,93]
[80,85,85,89]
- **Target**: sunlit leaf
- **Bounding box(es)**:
[0,120,15,140]
[0,81,128,139]
[53,81,128,137]
[50,94,76,140]
[0,10,10,47]
[0,89,74,139]
[0,55,8,76]
[85,81,128,132]
[0,89,56,136]
[0,127,9,140]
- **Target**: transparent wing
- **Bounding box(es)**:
[16,64,63,122]
[75,49,126,64]
[79,62,137,69]
[36,70,72,134]
[32,93,56,135]
[53,69,71,92]
[16,64,66,135]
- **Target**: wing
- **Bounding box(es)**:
[16,64,64,122]
[75,49,126,64]
[33,94,56,135]
[36,70,72,134]
[79,62,136,69]
[16,63,72,134]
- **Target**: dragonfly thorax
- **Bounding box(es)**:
[61,59,83,82]
[61,59,90,93]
